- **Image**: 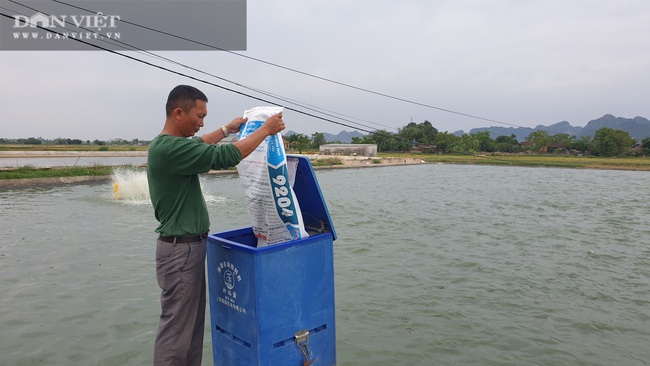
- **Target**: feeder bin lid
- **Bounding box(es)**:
[288,155,337,241]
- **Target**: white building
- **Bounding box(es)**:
[319,144,377,157]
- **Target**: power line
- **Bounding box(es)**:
[7,0,398,133]
[0,11,383,136]
[3,2,573,141]
[49,0,524,129]
[1,2,390,134]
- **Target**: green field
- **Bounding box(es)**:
[0,144,148,152]
[408,153,650,171]
[0,166,115,180]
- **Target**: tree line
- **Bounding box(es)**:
[286,121,650,157]
[4,121,650,157]
[0,137,143,146]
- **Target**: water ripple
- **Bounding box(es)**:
[1,164,649,365]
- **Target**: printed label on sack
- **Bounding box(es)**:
[236,106,308,247]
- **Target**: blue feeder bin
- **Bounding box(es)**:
[207,155,337,366]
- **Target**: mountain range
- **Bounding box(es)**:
[286,114,650,143]
[461,114,650,141]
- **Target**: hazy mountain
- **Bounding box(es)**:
[286,115,650,144]
[579,115,650,140]
[323,130,365,143]
[467,115,650,141]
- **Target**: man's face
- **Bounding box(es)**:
[179,99,207,137]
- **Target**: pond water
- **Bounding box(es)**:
[1,164,649,365]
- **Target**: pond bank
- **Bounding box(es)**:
[0,155,426,188]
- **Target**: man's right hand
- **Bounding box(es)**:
[263,112,286,135]
[234,112,287,159]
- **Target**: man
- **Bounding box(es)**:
[147,85,285,365]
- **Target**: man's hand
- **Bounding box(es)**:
[262,113,285,136]
[224,116,248,135]
[233,112,287,159]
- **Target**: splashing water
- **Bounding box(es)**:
[110,168,227,205]
[111,168,151,205]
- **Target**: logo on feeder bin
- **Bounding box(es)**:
[216,261,246,314]
[224,269,236,290]
[217,261,241,289]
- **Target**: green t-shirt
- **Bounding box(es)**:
[147,134,242,237]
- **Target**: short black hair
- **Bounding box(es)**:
[165,85,208,117]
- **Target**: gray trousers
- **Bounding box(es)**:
[153,238,207,366]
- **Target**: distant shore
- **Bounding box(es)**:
[1,151,649,188]
[0,153,425,188]
[0,151,148,158]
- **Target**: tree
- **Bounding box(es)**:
[364,130,395,152]
[398,122,422,145]
[397,120,438,146]
[641,137,650,155]
[285,133,311,153]
[494,134,520,153]
[450,133,479,154]
[434,132,457,154]
[569,136,592,154]
[311,132,326,149]
[24,137,42,145]
[472,131,494,152]
[525,130,552,152]
[591,128,635,156]
[549,133,572,153]
[421,120,438,144]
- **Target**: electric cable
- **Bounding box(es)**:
[49,0,524,130]
[7,0,398,133]
[0,6,572,163]
[1,3,390,134]
[2,1,581,147]
[0,11,386,136]
[3,4,613,170]
[49,0,590,140]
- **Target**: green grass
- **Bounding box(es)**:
[2,151,649,182]
[0,144,148,152]
[0,165,114,180]
[413,153,650,171]
[310,158,343,166]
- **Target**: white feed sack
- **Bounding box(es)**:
[236,106,308,247]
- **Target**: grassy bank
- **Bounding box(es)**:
[399,153,650,171]
[1,153,649,182]
[0,144,148,152]
[0,166,114,180]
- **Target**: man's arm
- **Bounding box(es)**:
[200,116,248,145]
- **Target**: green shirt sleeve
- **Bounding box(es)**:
[163,136,242,175]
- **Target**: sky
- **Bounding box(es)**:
[1,0,650,141]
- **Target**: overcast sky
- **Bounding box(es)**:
[1,0,649,140]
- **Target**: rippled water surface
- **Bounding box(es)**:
[1,164,649,365]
